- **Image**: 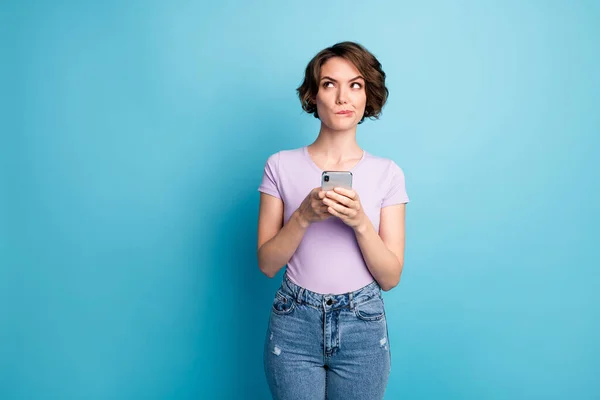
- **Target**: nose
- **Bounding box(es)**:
[336,86,348,104]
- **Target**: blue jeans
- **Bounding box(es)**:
[264,274,391,400]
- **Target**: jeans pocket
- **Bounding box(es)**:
[272,290,296,315]
[354,296,385,321]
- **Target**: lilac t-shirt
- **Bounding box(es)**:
[258,146,409,294]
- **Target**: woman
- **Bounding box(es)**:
[257,41,409,400]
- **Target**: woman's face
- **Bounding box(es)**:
[315,57,367,131]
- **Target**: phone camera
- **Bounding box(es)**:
[324,175,329,182]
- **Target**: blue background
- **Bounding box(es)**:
[2,0,599,399]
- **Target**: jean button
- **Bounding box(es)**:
[326,299,333,305]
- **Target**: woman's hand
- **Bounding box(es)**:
[296,187,331,227]
[322,187,367,230]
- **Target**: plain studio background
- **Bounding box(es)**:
[1,1,599,399]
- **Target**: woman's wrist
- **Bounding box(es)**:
[353,216,370,236]
[293,209,310,229]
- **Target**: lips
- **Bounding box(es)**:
[335,110,353,115]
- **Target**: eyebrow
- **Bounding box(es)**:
[320,75,365,82]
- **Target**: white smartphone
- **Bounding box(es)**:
[321,171,353,191]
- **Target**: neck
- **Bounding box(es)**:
[309,123,362,160]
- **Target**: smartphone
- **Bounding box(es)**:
[321,171,353,191]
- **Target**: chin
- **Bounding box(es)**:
[324,119,359,131]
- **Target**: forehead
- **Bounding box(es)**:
[320,57,362,79]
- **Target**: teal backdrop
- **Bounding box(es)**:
[2,0,599,399]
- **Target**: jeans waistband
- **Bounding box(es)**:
[281,273,381,310]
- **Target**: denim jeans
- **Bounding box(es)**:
[264,274,391,400]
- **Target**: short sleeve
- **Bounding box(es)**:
[381,161,409,207]
[258,152,282,199]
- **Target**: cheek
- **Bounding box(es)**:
[355,92,367,108]
[316,91,331,105]
[315,100,325,116]
[315,95,333,115]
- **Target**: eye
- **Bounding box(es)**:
[351,82,363,89]
[322,81,334,88]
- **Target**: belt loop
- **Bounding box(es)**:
[283,276,291,292]
[296,287,304,304]
[349,292,354,309]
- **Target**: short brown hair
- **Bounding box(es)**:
[297,41,389,124]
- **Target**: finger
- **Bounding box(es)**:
[324,199,348,215]
[313,188,327,199]
[333,187,356,200]
[327,206,343,218]
[325,191,353,207]
[323,197,348,211]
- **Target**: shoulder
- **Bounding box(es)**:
[277,146,305,160]
[362,151,406,177]
[263,147,305,166]
[363,152,409,204]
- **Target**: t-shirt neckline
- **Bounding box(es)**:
[303,146,366,174]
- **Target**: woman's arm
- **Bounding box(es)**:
[257,194,307,278]
[323,187,406,291]
[257,188,330,278]
[354,204,406,291]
